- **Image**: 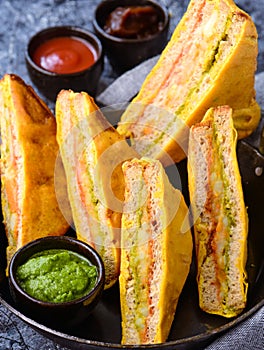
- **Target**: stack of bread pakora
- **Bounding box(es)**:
[0,0,260,345]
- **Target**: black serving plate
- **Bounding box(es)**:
[0,131,264,349]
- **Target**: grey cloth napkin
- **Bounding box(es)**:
[96,56,159,106]
[205,306,264,350]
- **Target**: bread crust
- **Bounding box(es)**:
[120,158,193,344]
[0,74,70,266]
[188,105,248,317]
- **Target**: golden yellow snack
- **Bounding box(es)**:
[0,74,70,266]
[120,158,193,344]
[188,105,248,317]
[55,90,138,288]
[117,0,260,165]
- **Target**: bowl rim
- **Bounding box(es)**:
[93,0,170,44]
[8,236,105,307]
[25,25,104,77]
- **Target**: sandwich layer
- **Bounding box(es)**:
[117,0,260,165]
[120,158,193,344]
[0,74,69,266]
[55,90,138,288]
[188,105,248,317]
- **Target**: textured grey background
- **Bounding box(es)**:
[0,1,263,349]
[1,0,264,107]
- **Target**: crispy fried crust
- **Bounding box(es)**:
[0,74,70,266]
[55,90,138,288]
[117,0,260,166]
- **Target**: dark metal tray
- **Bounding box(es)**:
[0,130,264,350]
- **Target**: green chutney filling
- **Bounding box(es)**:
[16,249,98,303]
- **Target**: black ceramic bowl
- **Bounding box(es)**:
[25,26,104,101]
[8,236,105,330]
[93,0,170,73]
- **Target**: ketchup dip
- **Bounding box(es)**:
[32,36,97,74]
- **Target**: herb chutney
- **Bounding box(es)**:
[16,249,98,303]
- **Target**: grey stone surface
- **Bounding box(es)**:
[1,0,264,108]
[0,1,263,350]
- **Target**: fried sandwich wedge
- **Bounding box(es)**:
[188,105,248,317]
[120,158,193,344]
[0,74,70,266]
[117,0,260,165]
[55,90,138,288]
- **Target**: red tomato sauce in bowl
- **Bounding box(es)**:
[32,36,97,74]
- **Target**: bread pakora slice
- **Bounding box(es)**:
[120,158,193,344]
[117,0,260,165]
[0,74,70,266]
[188,105,248,317]
[55,90,138,288]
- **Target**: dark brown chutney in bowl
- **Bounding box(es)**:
[25,26,104,101]
[8,236,105,330]
[93,0,170,73]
